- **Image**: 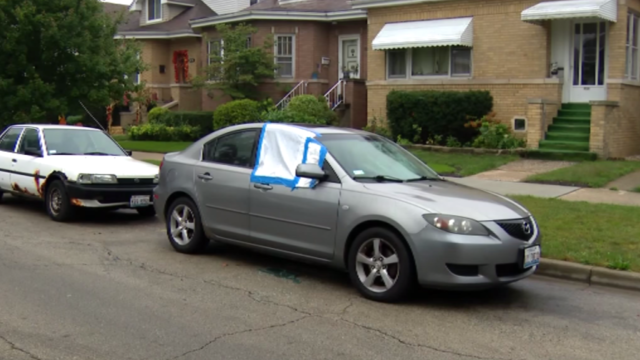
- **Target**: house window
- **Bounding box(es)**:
[148,0,162,21]
[208,39,224,80]
[246,35,252,48]
[626,13,639,80]
[386,46,472,79]
[275,35,295,78]
[134,52,141,84]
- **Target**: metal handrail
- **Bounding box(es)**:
[324,80,345,111]
[275,81,307,110]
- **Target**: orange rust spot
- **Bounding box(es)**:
[34,170,44,197]
[11,183,32,195]
[70,198,83,206]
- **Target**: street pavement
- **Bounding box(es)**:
[1,196,639,360]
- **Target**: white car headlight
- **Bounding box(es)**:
[423,214,489,236]
[77,174,118,184]
[153,174,159,184]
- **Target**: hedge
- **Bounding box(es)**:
[213,99,262,130]
[128,123,202,141]
[148,108,214,137]
[386,90,493,145]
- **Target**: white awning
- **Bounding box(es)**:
[372,17,473,50]
[521,0,617,23]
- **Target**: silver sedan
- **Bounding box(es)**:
[153,124,541,302]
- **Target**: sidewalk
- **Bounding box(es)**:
[132,151,164,161]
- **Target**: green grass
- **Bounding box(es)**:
[512,196,640,272]
[633,186,640,193]
[410,150,518,177]
[117,140,192,153]
[143,160,162,166]
[525,160,640,188]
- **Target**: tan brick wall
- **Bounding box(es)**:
[140,40,170,85]
[596,84,640,158]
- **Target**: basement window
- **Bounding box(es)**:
[513,117,527,132]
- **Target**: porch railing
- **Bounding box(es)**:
[324,80,346,111]
[275,81,307,110]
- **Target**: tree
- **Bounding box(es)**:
[0,0,145,126]
[193,23,277,100]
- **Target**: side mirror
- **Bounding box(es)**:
[124,149,133,156]
[24,147,42,157]
[295,163,327,180]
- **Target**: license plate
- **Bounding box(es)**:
[130,195,150,208]
[523,245,541,269]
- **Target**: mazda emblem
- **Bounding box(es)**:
[134,178,140,183]
[522,222,532,235]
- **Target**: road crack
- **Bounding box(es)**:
[169,315,311,360]
[0,334,42,360]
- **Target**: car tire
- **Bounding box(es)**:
[0,190,4,204]
[136,206,156,217]
[348,227,415,303]
[165,197,208,254]
[45,180,76,222]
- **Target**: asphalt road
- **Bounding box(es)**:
[1,196,639,360]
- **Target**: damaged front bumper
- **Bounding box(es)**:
[65,183,155,208]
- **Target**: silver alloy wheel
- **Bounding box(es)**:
[170,205,196,246]
[355,238,400,293]
[49,188,62,215]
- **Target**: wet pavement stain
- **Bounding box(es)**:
[258,268,301,284]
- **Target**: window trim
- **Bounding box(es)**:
[0,127,25,153]
[147,0,162,22]
[626,12,640,80]
[201,129,260,169]
[386,46,473,80]
[274,34,296,78]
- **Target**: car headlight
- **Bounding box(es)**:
[423,214,489,236]
[153,174,159,184]
[77,174,117,184]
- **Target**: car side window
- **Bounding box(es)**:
[17,128,41,155]
[202,130,258,168]
[322,162,341,184]
[0,128,24,152]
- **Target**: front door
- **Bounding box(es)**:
[0,127,24,190]
[569,21,608,103]
[339,35,361,80]
[11,127,45,197]
[249,162,341,260]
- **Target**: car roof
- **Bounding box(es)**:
[244,123,370,136]
[9,124,101,131]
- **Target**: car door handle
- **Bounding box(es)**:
[197,173,213,181]
[11,159,17,163]
[253,183,273,191]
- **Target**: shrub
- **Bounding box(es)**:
[66,115,83,125]
[214,99,262,130]
[128,123,202,141]
[286,95,337,125]
[362,116,393,140]
[386,90,493,145]
[471,115,526,149]
[148,107,170,123]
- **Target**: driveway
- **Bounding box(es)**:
[0,197,639,360]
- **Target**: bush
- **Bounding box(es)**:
[386,90,493,145]
[470,115,526,149]
[362,116,393,140]
[128,123,202,141]
[147,107,170,123]
[286,95,337,125]
[214,99,262,130]
[66,115,83,125]
[148,109,214,138]
[261,108,323,124]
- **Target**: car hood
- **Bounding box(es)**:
[363,180,530,221]
[44,155,159,180]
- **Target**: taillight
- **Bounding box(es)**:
[159,159,164,170]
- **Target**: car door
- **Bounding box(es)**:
[249,161,341,260]
[0,127,25,191]
[193,129,259,243]
[11,127,46,197]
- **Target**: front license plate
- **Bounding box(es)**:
[523,245,541,269]
[130,195,150,208]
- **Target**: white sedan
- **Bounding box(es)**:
[0,124,159,221]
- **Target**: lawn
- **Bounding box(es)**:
[143,160,162,166]
[511,196,640,272]
[410,150,519,177]
[118,140,192,153]
[525,160,640,188]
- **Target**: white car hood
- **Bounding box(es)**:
[45,156,159,180]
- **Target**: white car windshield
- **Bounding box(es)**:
[42,128,126,156]
[318,133,440,182]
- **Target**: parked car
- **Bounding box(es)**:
[0,125,159,221]
[153,123,541,302]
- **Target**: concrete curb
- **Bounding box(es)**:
[537,258,640,292]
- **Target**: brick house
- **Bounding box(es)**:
[353,0,640,158]
[190,0,369,128]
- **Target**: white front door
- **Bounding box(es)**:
[569,21,608,103]
[338,35,360,80]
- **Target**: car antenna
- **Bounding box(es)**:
[78,100,108,133]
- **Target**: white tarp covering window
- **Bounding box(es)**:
[521,0,617,23]
[250,123,327,189]
[372,17,473,51]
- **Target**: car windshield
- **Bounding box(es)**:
[317,133,440,182]
[42,128,126,156]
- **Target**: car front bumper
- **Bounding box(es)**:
[65,183,156,208]
[409,219,541,290]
